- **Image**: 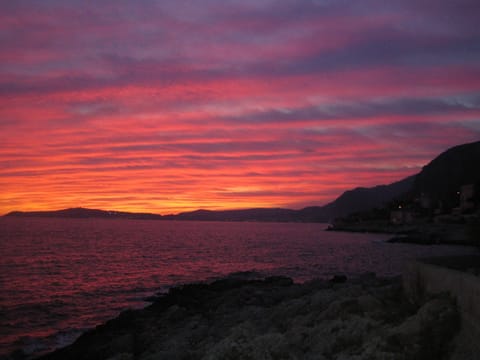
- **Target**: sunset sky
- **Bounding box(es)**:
[1,0,480,215]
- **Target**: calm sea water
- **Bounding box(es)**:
[0,217,477,358]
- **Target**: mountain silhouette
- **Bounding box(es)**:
[412,141,480,210]
[5,141,480,222]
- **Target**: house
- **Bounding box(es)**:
[459,184,475,212]
[390,207,414,225]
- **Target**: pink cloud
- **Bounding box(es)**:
[1,1,479,214]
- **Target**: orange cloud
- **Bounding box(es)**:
[1,1,480,214]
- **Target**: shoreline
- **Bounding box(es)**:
[16,272,461,360]
[327,221,480,247]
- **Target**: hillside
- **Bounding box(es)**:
[166,174,417,222]
[319,176,415,219]
[163,208,299,222]
[412,141,480,209]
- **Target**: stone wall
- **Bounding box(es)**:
[403,256,480,359]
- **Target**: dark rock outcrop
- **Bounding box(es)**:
[34,275,459,360]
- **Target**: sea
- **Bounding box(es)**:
[0,217,477,359]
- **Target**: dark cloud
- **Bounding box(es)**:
[2,0,480,96]
[223,94,480,124]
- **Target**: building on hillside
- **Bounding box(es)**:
[419,193,432,209]
[459,184,475,212]
[390,207,414,225]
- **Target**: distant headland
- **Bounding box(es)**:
[5,141,480,226]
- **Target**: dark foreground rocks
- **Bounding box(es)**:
[35,274,459,360]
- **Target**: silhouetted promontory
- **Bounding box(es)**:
[2,179,417,222]
[329,141,480,245]
[5,207,163,220]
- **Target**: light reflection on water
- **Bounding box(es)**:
[0,217,476,357]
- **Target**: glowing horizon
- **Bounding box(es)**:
[1,1,480,215]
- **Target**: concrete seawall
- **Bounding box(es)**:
[403,255,480,359]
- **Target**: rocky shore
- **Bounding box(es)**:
[19,273,462,360]
[328,221,480,246]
